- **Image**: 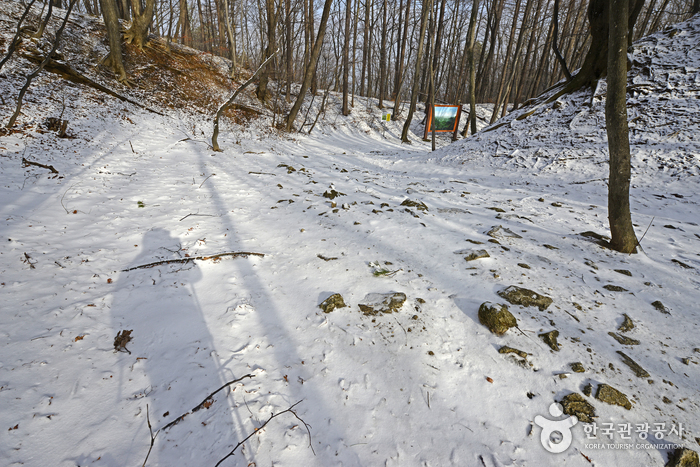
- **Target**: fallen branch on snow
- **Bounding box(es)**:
[22,157,58,174]
[161,374,255,431]
[214,400,314,466]
[122,251,265,271]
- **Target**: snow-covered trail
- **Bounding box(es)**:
[2,93,699,467]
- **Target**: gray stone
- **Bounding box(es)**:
[358,292,407,315]
[595,383,632,410]
[319,293,347,313]
[498,286,553,311]
[478,302,517,336]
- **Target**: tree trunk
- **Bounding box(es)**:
[552,0,572,81]
[256,0,278,103]
[489,0,521,123]
[100,0,127,82]
[285,0,333,131]
[606,0,637,253]
[125,0,156,49]
[378,0,388,108]
[466,0,479,135]
[400,0,431,143]
[342,0,352,114]
[392,0,411,118]
[286,0,293,101]
[222,0,237,77]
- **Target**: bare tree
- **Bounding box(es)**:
[100,0,127,82]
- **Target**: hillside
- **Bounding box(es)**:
[1,2,699,467]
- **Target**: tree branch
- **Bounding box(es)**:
[161,374,255,431]
[122,252,265,271]
[214,400,314,467]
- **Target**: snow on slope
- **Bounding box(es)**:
[1,3,700,467]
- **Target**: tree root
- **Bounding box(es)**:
[122,251,265,271]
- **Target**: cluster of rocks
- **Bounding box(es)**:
[319,292,407,316]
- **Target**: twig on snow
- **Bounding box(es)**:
[161,374,254,431]
[214,400,314,467]
[198,173,215,188]
[179,212,215,221]
[22,157,58,174]
[633,216,654,254]
[122,251,265,271]
[141,404,160,467]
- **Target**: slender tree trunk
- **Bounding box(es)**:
[606,0,637,253]
[256,0,278,103]
[466,0,480,135]
[392,0,411,119]
[342,0,352,114]
[352,0,359,106]
[378,0,387,108]
[286,0,293,101]
[223,0,237,77]
[285,0,333,131]
[489,0,521,123]
[401,0,431,143]
[552,0,572,80]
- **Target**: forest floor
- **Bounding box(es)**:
[1,2,700,466]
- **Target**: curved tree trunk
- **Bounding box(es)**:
[100,0,127,82]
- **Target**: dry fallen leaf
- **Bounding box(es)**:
[74,335,85,342]
[107,278,113,284]
[486,377,494,383]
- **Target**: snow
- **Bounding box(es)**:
[1,3,700,466]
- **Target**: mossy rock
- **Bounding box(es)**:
[603,284,628,292]
[665,448,700,467]
[608,332,640,346]
[618,314,634,332]
[497,285,553,311]
[487,207,506,213]
[539,330,560,351]
[595,383,632,410]
[478,302,517,336]
[615,269,633,276]
[465,250,490,261]
[323,189,345,199]
[319,293,347,313]
[583,383,593,396]
[400,199,428,211]
[559,392,596,423]
[652,300,671,314]
[570,362,585,373]
[358,292,407,315]
[580,231,610,241]
[499,346,528,359]
[617,351,650,378]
